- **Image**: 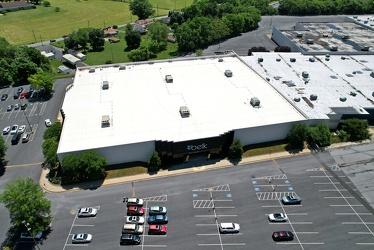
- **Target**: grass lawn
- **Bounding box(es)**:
[0,0,193,45]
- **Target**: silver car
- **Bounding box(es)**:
[78,207,97,217]
[126,216,145,225]
[72,233,92,244]
[219,222,240,234]
[268,213,288,222]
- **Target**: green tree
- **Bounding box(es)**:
[128,45,149,61]
[0,59,14,86]
[43,121,62,140]
[308,123,332,147]
[27,69,54,95]
[43,1,50,7]
[42,138,59,167]
[288,123,308,149]
[148,151,161,172]
[76,29,90,52]
[0,135,8,162]
[61,154,80,181]
[129,0,155,20]
[342,118,371,141]
[0,178,52,235]
[147,21,168,52]
[88,28,105,51]
[124,24,141,50]
[228,139,243,159]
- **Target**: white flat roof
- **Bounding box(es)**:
[58,55,306,154]
[242,53,374,118]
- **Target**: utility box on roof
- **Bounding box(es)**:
[179,106,190,117]
[102,81,109,90]
[310,94,318,101]
[250,97,260,107]
[102,115,110,127]
[302,71,309,78]
[165,75,173,83]
[224,70,233,77]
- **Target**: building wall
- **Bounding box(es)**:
[57,141,155,165]
[271,28,301,52]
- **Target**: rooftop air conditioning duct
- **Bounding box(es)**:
[250,97,260,107]
[310,94,318,101]
[165,75,173,83]
[224,70,233,77]
[179,106,190,117]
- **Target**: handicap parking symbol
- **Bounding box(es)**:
[284,180,289,184]
[255,187,260,192]
[252,180,257,185]
[288,187,293,191]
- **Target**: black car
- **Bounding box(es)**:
[120,234,141,245]
[147,215,168,225]
[13,93,19,99]
[21,103,28,110]
[1,94,8,101]
[29,86,34,92]
[17,87,23,94]
[25,91,32,99]
[272,231,294,241]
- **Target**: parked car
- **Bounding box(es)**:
[20,231,43,241]
[122,223,144,234]
[272,231,294,241]
[268,213,288,222]
[3,126,11,135]
[282,195,302,205]
[148,215,168,225]
[17,87,23,94]
[6,105,13,111]
[72,233,92,244]
[120,234,141,245]
[127,206,144,216]
[22,133,31,143]
[125,216,145,225]
[148,225,167,235]
[1,94,8,101]
[14,103,20,110]
[10,124,18,134]
[45,119,52,127]
[20,91,26,99]
[21,103,28,110]
[149,206,167,215]
[219,222,240,234]
[126,197,144,207]
[18,125,26,134]
[78,207,97,217]
[13,92,19,99]
[11,132,22,145]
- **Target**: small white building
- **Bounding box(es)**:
[68,49,86,61]
[58,65,70,74]
[62,54,81,66]
[41,51,54,59]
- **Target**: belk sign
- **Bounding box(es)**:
[187,143,208,151]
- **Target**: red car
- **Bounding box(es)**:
[272,231,294,241]
[20,91,27,99]
[148,225,167,235]
[127,206,144,216]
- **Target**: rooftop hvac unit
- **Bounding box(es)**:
[302,71,309,78]
[276,58,281,62]
[290,58,296,62]
[165,75,173,83]
[341,35,349,40]
[340,97,347,102]
[119,66,126,70]
[250,97,260,107]
[102,81,109,90]
[296,33,303,38]
[102,115,110,127]
[306,39,314,44]
[322,33,329,37]
[218,58,224,62]
[309,57,315,62]
[330,46,338,51]
[89,68,95,73]
[179,106,190,117]
[350,91,357,96]
[294,97,301,102]
[370,72,374,78]
[224,70,233,77]
[258,58,263,62]
[310,94,318,101]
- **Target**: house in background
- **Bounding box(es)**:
[58,65,71,74]
[104,28,118,37]
[132,24,147,35]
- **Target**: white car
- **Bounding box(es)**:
[219,222,240,234]
[126,197,144,207]
[10,124,18,134]
[18,125,26,133]
[14,103,20,110]
[125,216,145,225]
[149,206,167,215]
[3,126,11,135]
[72,233,92,244]
[45,119,52,127]
[268,213,288,222]
[78,207,97,217]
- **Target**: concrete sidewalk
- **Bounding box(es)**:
[39,140,367,193]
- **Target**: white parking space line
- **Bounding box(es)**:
[277,242,324,245]
[74,224,95,227]
[349,232,374,234]
[142,244,167,247]
[197,233,243,236]
[62,214,79,250]
[343,222,374,224]
[294,232,319,234]
[324,197,354,199]
[330,204,363,207]
[253,184,291,187]
[310,176,347,178]
[144,235,167,238]
[319,189,354,191]
[196,224,217,226]
[314,182,351,184]
[39,102,47,115]
[357,243,374,245]
[195,215,238,217]
[287,213,308,215]
[268,222,313,225]
[198,243,246,246]
[197,233,219,236]
[64,244,89,247]
[215,206,235,209]
[336,213,372,215]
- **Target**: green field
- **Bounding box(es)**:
[0,0,192,45]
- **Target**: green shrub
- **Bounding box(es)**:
[55,7,60,12]
[43,1,51,7]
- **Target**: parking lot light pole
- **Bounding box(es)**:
[21,220,41,250]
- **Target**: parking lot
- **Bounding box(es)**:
[41,152,374,250]
[0,80,70,166]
